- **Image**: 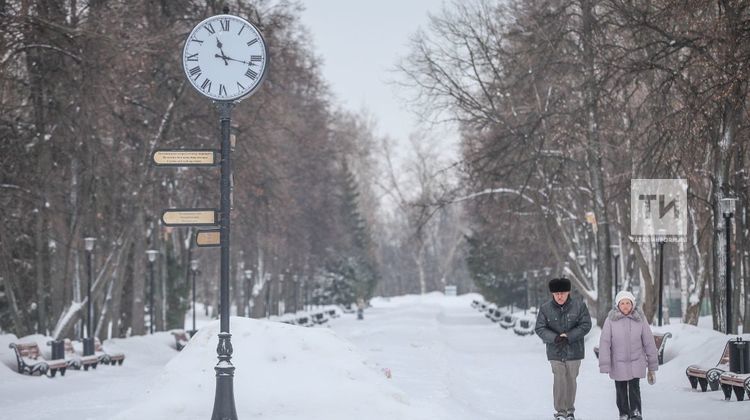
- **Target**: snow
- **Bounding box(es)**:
[0,292,748,419]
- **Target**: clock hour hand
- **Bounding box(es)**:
[215,37,229,66]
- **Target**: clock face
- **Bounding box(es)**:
[182,14,268,101]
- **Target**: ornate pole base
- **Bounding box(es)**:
[211,332,237,420]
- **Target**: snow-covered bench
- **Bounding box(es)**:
[686,341,730,392]
[171,330,190,351]
[719,371,750,401]
[499,313,517,329]
[295,315,314,327]
[513,315,536,336]
[94,337,125,365]
[311,312,329,325]
[9,342,67,377]
[48,339,98,370]
[595,332,672,366]
[471,299,482,309]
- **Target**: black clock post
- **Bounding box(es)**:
[178,7,268,419]
[211,100,238,420]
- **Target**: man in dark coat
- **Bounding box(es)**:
[535,277,592,420]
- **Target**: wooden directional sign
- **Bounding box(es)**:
[161,209,218,227]
[152,149,219,167]
[195,229,221,247]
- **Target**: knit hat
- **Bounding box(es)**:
[548,277,571,293]
[615,290,636,306]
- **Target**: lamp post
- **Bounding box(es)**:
[244,269,253,317]
[657,229,666,327]
[190,259,199,336]
[576,254,587,276]
[721,197,738,334]
[83,237,96,356]
[611,244,620,295]
[265,273,272,318]
[146,249,158,334]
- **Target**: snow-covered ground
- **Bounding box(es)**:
[1,293,748,419]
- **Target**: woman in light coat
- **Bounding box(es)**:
[598,291,659,420]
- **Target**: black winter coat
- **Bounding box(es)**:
[534,296,592,361]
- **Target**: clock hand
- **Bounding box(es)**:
[214,54,250,65]
[215,37,229,66]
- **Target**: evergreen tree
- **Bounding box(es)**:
[321,161,379,304]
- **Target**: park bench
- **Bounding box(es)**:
[295,315,314,327]
[311,311,329,325]
[719,371,750,401]
[594,332,672,366]
[9,342,67,377]
[171,329,190,351]
[499,313,517,329]
[94,337,125,365]
[48,339,98,370]
[471,299,481,309]
[484,305,498,321]
[685,341,730,392]
[513,317,536,336]
[326,308,340,318]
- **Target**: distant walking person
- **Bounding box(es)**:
[535,277,592,420]
[598,291,658,420]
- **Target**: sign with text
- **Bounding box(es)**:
[152,149,219,166]
[195,229,221,247]
[161,209,218,227]
[631,179,687,242]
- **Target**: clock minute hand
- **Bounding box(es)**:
[214,54,249,65]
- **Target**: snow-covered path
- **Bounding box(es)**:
[1,293,748,419]
[329,293,750,420]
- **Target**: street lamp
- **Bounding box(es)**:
[244,269,253,317]
[146,249,158,334]
[657,229,666,327]
[83,237,96,356]
[190,259,199,336]
[610,244,620,295]
[721,196,738,334]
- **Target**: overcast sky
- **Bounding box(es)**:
[299,0,458,163]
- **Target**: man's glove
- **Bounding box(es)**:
[554,334,568,345]
[647,370,656,385]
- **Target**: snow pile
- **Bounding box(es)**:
[112,317,435,420]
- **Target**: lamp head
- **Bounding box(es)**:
[84,237,96,252]
[190,259,199,271]
[146,249,158,262]
[244,269,253,279]
[721,196,738,216]
[576,255,586,266]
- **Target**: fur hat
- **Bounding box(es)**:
[615,290,636,306]
[548,277,571,293]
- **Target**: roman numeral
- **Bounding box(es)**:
[236,81,246,91]
[186,53,199,62]
[219,84,227,96]
[220,19,230,32]
[189,66,201,79]
[204,23,216,35]
[245,68,258,80]
[191,36,204,44]
[247,38,258,46]
[250,55,263,62]
[237,25,245,36]
[200,78,212,92]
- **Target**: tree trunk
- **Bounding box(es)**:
[581,0,612,326]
